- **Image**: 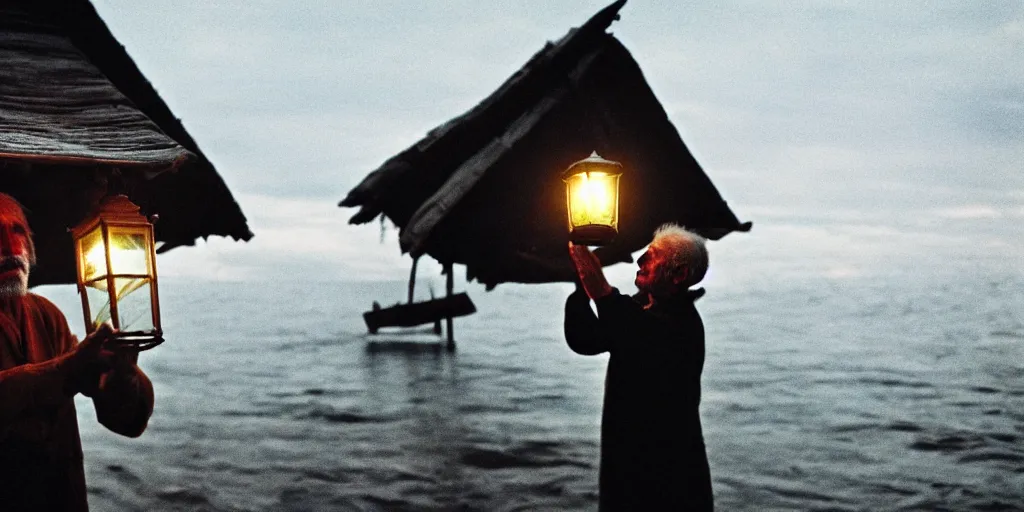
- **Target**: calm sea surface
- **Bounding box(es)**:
[36,207,1024,511]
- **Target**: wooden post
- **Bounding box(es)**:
[407,256,418,304]
[445,262,455,351]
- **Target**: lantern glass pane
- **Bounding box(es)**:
[84,280,112,329]
[565,172,620,229]
[78,227,108,282]
[113,277,154,332]
[106,227,151,276]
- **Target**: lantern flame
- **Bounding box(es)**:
[82,233,137,279]
[567,171,617,228]
[578,172,612,223]
[83,240,106,277]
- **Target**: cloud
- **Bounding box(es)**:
[156,193,441,283]
[931,205,1002,219]
[824,266,862,279]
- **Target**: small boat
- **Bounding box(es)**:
[363,292,476,335]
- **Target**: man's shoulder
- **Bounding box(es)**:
[23,293,76,348]
[24,292,68,319]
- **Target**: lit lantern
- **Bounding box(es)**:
[562,151,623,245]
[70,194,163,350]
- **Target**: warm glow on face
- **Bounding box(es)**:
[567,171,619,228]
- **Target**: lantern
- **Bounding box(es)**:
[562,151,623,245]
[70,194,163,350]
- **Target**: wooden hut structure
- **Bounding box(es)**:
[0,0,252,287]
[339,0,750,349]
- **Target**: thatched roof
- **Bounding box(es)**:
[340,0,750,289]
[0,0,253,287]
[0,6,190,168]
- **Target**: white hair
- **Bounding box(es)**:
[651,223,708,286]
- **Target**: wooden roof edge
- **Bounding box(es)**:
[348,207,382,225]
[0,150,192,172]
[596,37,752,231]
[691,220,753,242]
[338,158,410,208]
[338,0,627,219]
[154,228,253,255]
[412,0,626,152]
[398,46,610,255]
[54,0,208,163]
[50,0,253,240]
[339,160,416,225]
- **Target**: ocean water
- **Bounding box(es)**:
[35,207,1024,511]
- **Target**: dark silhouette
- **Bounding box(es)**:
[0,193,154,511]
[564,223,713,511]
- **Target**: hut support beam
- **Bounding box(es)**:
[408,256,418,304]
[445,262,455,351]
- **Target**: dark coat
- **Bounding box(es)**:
[0,293,89,511]
[564,286,712,511]
[1,293,154,511]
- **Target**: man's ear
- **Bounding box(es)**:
[673,266,689,286]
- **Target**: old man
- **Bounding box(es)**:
[564,222,713,511]
[0,192,154,511]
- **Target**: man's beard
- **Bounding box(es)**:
[0,254,29,298]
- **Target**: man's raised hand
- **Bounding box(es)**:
[568,242,613,300]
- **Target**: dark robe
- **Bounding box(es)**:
[0,292,153,511]
[564,286,713,511]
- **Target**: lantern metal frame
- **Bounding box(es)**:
[69,194,164,351]
[561,151,624,246]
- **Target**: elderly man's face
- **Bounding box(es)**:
[635,243,668,294]
[635,241,689,297]
[0,204,32,297]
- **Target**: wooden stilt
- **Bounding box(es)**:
[407,256,418,304]
[445,262,455,351]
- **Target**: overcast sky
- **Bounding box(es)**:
[85,0,1023,285]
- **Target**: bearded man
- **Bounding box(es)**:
[564,222,713,511]
[0,192,154,511]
